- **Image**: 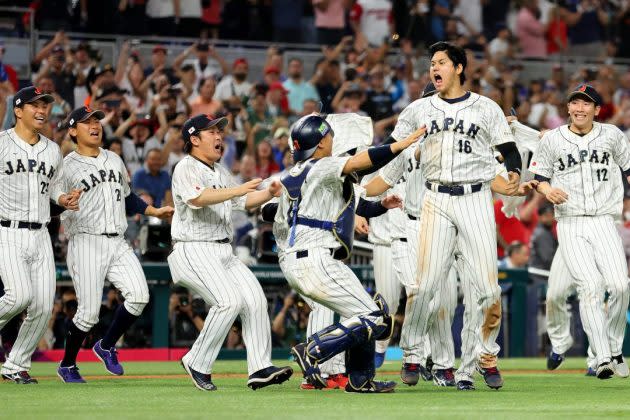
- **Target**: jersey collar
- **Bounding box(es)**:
[190,154,215,171]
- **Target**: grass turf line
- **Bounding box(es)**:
[3,358,629,419]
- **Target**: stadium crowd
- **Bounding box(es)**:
[3,0,630,353]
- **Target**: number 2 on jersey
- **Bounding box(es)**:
[115,189,121,201]
[458,139,472,154]
[40,181,49,194]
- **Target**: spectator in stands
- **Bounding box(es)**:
[312,0,346,45]
[255,140,280,179]
[267,82,289,118]
[247,84,274,146]
[271,292,310,348]
[362,65,395,122]
[144,45,175,84]
[311,58,342,114]
[488,23,512,58]
[71,42,96,108]
[214,58,253,103]
[560,0,609,58]
[169,288,205,346]
[190,76,223,117]
[116,114,162,175]
[178,0,203,38]
[132,148,173,208]
[32,33,77,108]
[283,58,320,115]
[516,0,547,59]
[332,81,365,114]
[201,0,222,39]
[271,127,290,169]
[174,41,228,92]
[430,0,453,43]
[118,0,148,35]
[146,0,179,36]
[546,5,568,57]
[498,241,530,269]
[0,43,18,93]
[495,191,543,258]
[272,0,305,43]
[349,0,393,47]
[529,203,557,281]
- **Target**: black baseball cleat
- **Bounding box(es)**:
[247,366,293,390]
[547,351,565,370]
[181,361,217,391]
[345,380,396,394]
[432,368,455,387]
[596,361,615,380]
[477,365,504,389]
[456,380,475,391]
[420,357,434,381]
[2,371,38,384]
[401,363,420,386]
[291,343,327,389]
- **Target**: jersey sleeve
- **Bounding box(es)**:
[311,156,351,186]
[611,127,630,171]
[226,170,247,211]
[120,155,132,197]
[49,151,67,204]
[391,103,417,141]
[529,133,554,179]
[487,100,515,147]
[173,160,204,210]
[379,149,406,186]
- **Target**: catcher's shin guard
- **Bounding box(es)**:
[346,338,376,389]
[372,293,394,341]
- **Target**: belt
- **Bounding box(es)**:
[407,214,419,221]
[296,249,334,259]
[425,181,482,196]
[0,220,45,230]
[101,233,119,237]
[394,238,408,242]
[214,238,230,244]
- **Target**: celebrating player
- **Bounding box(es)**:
[530,84,630,379]
[276,114,426,393]
[56,106,175,383]
[167,114,292,391]
[384,41,523,390]
[0,86,81,384]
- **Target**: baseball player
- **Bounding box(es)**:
[0,86,81,384]
[275,114,425,393]
[530,84,630,379]
[55,106,175,383]
[382,41,523,390]
[167,114,292,391]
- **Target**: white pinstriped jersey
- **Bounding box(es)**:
[59,149,130,236]
[361,172,407,243]
[171,155,246,242]
[0,128,64,224]
[380,144,426,218]
[530,123,630,218]
[275,156,354,253]
[391,93,515,185]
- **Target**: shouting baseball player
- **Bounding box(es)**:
[530,84,630,379]
[385,41,523,390]
[56,106,175,383]
[167,114,292,391]
[0,86,81,384]
[276,114,426,393]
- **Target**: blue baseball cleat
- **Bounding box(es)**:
[374,352,385,368]
[57,365,86,383]
[547,351,565,370]
[585,367,597,377]
[93,340,124,376]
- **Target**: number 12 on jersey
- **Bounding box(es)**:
[596,168,608,181]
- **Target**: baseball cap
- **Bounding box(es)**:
[422,82,437,98]
[264,65,280,75]
[65,106,105,128]
[13,86,54,108]
[94,84,128,101]
[273,127,290,139]
[182,114,228,142]
[268,81,287,93]
[567,84,602,106]
[152,45,167,54]
[233,58,248,68]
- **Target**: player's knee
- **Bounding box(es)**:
[1,290,31,314]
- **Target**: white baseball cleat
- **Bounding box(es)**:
[613,355,629,378]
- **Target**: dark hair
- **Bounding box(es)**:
[428,41,467,85]
[288,57,303,66]
[198,76,215,92]
[506,241,525,257]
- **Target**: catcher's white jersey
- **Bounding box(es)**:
[391,93,515,184]
[171,155,246,242]
[380,144,425,218]
[0,128,64,223]
[60,149,130,235]
[530,123,630,218]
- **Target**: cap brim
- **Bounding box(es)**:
[199,117,228,132]
[27,93,55,104]
[567,92,598,105]
[77,110,106,124]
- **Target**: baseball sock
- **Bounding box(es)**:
[60,322,88,367]
[101,305,139,349]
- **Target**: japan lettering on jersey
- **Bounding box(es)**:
[60,149,130,235]
[529,122,630,218]
[392,93,514,185]
[0,129,64,223]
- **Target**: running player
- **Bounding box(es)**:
[56,106,175,383]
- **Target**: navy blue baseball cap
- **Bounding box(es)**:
[65,106,105,128]
[13,86,54,108]
[422,82,437,98]
[567,84,602,106]
[182,114,228,142]
[289,115,332,162]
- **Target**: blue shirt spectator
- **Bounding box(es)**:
[283,58,320,114]
[131,148,172,207]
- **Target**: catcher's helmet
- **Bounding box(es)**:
[289,115,332,162]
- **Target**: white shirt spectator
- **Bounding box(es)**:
[214,75,252,102]
[179,0,202,17]
[453,0,482,36]
[351,0,392,47]
[146,0,175,18]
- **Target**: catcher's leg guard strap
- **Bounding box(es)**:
[346,339,376,389]
[306,318,372,363]
[371,293,394,341]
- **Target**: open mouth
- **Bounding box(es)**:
[89,129,100,137]
[34,115,46,123]
[214,143,222,152]
[433,74,443,87]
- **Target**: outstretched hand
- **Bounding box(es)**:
[152,206,175,219]
[237,178,263,196]
[381,194,403,209]
[268,180,282,197]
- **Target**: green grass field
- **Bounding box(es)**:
[3,358,629,419]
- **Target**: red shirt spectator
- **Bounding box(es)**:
[494,199,540,258]
[546,8,567,55]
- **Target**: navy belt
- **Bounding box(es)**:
[101,233,119,237]
[407,214,419,221]
[395,238,408,242]
[0,220,45,230]
[214,238,230,244]
[296,249,334,259]
[425,181,482,196]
